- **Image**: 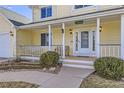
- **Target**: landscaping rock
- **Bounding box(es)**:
[49,67,56,71]
[42,68,47,71]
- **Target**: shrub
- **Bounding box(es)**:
[94,57,124,81]
[40,51,59,67]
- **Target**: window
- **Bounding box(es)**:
[74,5,92,9]
[41,6,52,18]
[81,32,89,48]
[41,33,52,46]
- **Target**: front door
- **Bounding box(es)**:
[74,31,95,56]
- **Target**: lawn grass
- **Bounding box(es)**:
[80,73,124,88]
[0,81,39,88]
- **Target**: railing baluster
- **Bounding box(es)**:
[105,46,107,57]
[17,45,69,58]
[113,46,115,57]
[100,44,120,58]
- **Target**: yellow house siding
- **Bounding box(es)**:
[56,5,72,18]
[17,29,33,45]
[32,29,48,45]
[0,15,12,33]
[32,5,121,22]
[100,20,120,44]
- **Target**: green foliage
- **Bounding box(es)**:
[94,57,124,81]
[40,51,59,67]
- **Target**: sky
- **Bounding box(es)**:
[1,5,32,20]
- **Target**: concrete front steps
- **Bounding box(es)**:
[20,56,94,69]
[61,59,94,69]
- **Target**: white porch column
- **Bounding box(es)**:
[62,23,65,58]
[96,18,100,58]
[48,24,52,51]
[121,15,124,60]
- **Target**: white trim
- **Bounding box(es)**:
[13,28,17,57]
[121,15,124,60]
[48,24,52,50]
[73,31,75,56]
[96,18,100,58]
[0,32,9,35]
[62,23,65,58]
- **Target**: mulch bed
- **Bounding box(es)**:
[0,61,62,74]
[0,81,39,88]
[80,72,124,88]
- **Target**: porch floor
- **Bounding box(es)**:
[65,56,96,62]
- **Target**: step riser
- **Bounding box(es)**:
[60,59,93,63]
[63,64,94,69]
[63,62,93,66]
[62,59,94,66]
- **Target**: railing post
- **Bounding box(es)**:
[96,18,100,58]
[48,24,52,51]
[62,23,65,58]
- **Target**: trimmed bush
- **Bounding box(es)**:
[94,57,124,81]
[40,51,59,67]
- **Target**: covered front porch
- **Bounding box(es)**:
[16,8,124,61]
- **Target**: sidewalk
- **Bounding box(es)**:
[0,67,94,88]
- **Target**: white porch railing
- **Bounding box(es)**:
[17,45,69,57]
[100,44,120,58]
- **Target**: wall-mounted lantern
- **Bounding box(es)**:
[61,29,64,34]
[100,26,103,32]
[69,28,73,34]
[10,31,14,36]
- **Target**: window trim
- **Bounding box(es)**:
[41,6,52,19]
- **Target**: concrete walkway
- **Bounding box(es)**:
[0,67,94,88]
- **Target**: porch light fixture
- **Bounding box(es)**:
[100,26,103,32]
[69,28,73,34]
[61,29,64,33]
